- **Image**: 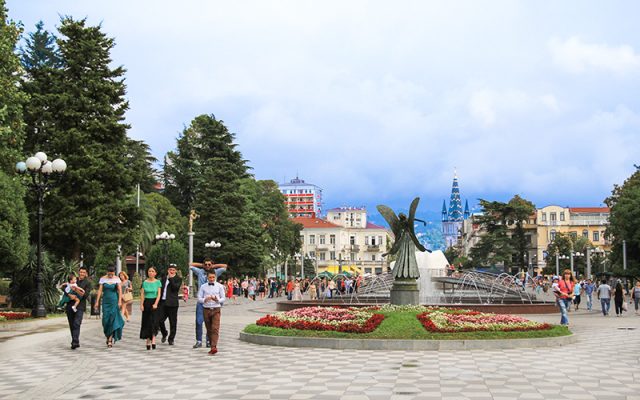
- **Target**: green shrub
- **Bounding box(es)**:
[132,272,142,297]
[0,279,10,296]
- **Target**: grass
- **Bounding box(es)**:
[244,310,571,340]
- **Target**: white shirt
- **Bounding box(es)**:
[162,279,170,300]
[197,281,226,308]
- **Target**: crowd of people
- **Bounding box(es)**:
[550,268,639,326]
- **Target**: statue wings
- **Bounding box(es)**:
[376,205,400,236]
[408,197,427,252]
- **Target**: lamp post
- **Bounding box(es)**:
[570,251,584,277]
[205,240,221,254]
[16,152,67,317]
[592,247,605,275]
[155,231,175,274]
[294,252,302,278]
[558,254,569,276]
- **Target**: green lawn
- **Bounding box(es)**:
[244,310,571,340]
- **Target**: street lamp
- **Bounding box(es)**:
[571,251,584,277]
[294,252,302,278]
[155,231,175,273]
[205,240,222,250]
[557,254,569,276]
[16,152,67,317]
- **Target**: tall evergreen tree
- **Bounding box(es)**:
[469,195,535,271]
[38,18,139,260]
[0,0,29,276]
[605,165,640,276]
[20,21,60,155]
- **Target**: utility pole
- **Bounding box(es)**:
[623,240,627,270]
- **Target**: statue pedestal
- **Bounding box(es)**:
[390,278,419,305]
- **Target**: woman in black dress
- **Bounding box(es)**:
[613,281,627,316]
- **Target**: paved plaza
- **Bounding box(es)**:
[1,299,640,400]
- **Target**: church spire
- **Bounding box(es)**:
[464,199,470,219]
[447,171,463,222]
[441,200,448,222]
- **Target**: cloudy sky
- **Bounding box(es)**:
[9,1,640,215]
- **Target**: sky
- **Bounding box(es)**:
[8,1,640,217]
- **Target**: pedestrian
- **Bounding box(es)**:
[241,279,249,298]
[632,281,640,314]
[93,266,125,348]
[573,280,582,311]
[583,279,595,311]
[555,270,575,326]
[63,266,92,350]
[258,279,266,300]
[613,281,627,316]
[119,271,133,321]
[158,264,182,345]
[309,280,317,300]
[248,281,256,301]
[140,266,162,350]
[190,258,227,349]
[197,271,226,355]
[597,279,612,316]
[226,278,236,304]
[269,278,277,298]
[292,279,303,301]
[286,279,294,300]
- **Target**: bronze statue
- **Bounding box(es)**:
[377,197,430,280]
[188,209,199,233]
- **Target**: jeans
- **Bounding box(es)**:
[558,298,571,325]
[634,297,640,311]
[195,302,204,342]
[586,294,593,311]
[600,298,611,316]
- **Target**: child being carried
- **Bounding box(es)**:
[58,274,84,312]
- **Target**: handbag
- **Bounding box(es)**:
[622,301,628,312]
[122,292,134,303]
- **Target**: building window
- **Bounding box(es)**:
[375,267,383,274]
[309,235,315,245]
[541,213,547,222]
[560,212,565,221]
[593,231,600,242]
[319,252,326,261]
[550,212,556,221]
[371,254,376,261]
[319,235,325,245]
[329,234,336,245]
[378,236,383,246]
[350,236,356,245]
[309,251,315,258]
[582,230,588,238]
[550,230,556,241]
[350,252,356,261]
[365,268,372,274]
[365,236,370,245]
[330,251,336,260]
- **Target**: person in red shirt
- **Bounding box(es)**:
[286,279,294,301]
[555,269,575,326]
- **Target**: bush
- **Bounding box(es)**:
[132,272,142,297]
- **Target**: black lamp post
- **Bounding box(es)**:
[155,231,175,274]
[16,152,67,318]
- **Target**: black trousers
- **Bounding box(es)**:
[158,301,178,342]
[65,304,84,346]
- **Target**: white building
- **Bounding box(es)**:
[294,207,390,275]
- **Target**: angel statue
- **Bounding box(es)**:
[377,197,430,281]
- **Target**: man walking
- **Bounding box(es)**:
[190,258,227,348]
[158,264,182,345]
[198,271,226,355]
[598,279,612,316]
[65,266,92,349]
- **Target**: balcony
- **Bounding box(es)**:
[367,245,380,251]
[349,245,360,252]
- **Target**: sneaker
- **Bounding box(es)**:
[208,348,218,355]
[206,341,211,348]
[192,341,202,349]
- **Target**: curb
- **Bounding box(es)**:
[239,331,577,351]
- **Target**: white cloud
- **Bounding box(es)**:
[550,36,640,74]
[468,89,560,127]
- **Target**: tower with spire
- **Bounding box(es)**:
[442,170,470,249]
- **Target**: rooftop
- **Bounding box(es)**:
[326,206,366,212]
[569,207,610,214]
[292,217,340,229]
[366,222,386,230]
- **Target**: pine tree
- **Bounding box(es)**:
[38,18,139,261]
[0,0,29,276]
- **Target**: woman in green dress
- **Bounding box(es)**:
[139,266,162,350]
[93,266,126,348]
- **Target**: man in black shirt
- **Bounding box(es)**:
[158,264,182,345]
[65,266,92,349]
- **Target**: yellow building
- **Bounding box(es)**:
[534,206,611,271]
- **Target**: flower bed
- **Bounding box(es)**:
[256,306,384,333]
[418,309,551,333]
[0,311,31,321]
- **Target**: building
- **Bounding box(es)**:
[534,206,611,271]
[442,172,470,248]
[279,176,323,218]
[460,205,610,273]
[293,207,390,276]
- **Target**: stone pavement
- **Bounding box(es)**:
[1,297,640,400]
